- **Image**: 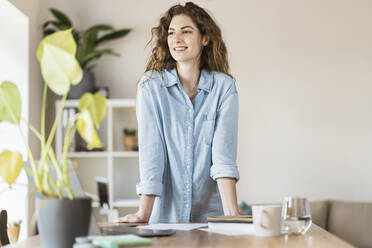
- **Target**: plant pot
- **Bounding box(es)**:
[36,197,91,248]
[123,135,138,151]
[67,69,96,99]
[7,226,20,244]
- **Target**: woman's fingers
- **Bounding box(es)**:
[116,214,139,223]
[116,215,129,223]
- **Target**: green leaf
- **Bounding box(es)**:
[37,29,76,62]
[80,49,119,69]
[43,29,56,37]
[95,29,131,46]
[0,150,24,186]
[76,109,103,150]
[85,24,113,35]
[39,43,83,95]
[78,93,107,129]
[0,81,21,125]
[37,30,83,95]
[42,20,59,29]
[49,8,72,28]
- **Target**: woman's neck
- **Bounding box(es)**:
[176,62,200,92]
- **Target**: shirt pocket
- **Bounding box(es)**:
[202,113,216,146]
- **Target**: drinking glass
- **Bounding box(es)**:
[281,197,312,234]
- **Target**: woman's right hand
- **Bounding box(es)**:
[117,211,149,223]
[117,194,155,223]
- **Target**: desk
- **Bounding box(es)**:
[6,224,353,248]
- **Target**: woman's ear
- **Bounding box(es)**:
[202,35,209,46]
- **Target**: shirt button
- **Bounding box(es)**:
[188,125,192,130]
[185,204,189,208]
[186,184,190,189]
[187,145,191,149]
[188,109,192,113]
[186,165,190,169]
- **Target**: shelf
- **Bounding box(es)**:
[112,198,140,207]
[56,98,139,216]
[113,151,139,158]
[67,152,108,158]
[60,98,135,108]
[67,151,139,158]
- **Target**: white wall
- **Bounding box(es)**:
[0,0,30,240]
[9,0,43,237]
[39,0,372,204]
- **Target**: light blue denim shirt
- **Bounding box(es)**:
[135,68,239,223]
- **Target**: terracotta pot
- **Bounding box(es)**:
[123,135,138,151]
[7,226,20,244]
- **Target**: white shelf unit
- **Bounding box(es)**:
[55,99,140,209]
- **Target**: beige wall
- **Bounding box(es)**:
[38,0,372,203]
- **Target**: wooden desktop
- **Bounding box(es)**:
[6,223,353,248]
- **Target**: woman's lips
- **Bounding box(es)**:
[174,46,187,52]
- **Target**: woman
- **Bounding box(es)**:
[118,2,240,223]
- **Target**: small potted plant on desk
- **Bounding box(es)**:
[0,29,107,248]
[7,219,22,244]
[123,128,138,151]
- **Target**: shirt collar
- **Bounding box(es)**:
[164,68,213,92]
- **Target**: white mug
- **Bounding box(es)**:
[252,205,282,236]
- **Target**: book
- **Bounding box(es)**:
[91,234,151,248]
[207,215,253,223]
[207,215,254,233]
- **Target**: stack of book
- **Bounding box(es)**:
[207,215,253,232]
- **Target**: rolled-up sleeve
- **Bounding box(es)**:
[135,81,165,196]
[210,82,240,181]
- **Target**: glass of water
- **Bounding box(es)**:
[281,197,312,234]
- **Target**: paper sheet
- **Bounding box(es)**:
[137,223,208,231]
[199,226,255,236]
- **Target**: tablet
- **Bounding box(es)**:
[135,228,176,237]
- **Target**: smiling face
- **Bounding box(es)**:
[167,14,209,66]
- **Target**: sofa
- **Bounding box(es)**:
[310,200,372,248]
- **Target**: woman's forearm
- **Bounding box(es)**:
[137,194,156,220]
[216,177,240,216]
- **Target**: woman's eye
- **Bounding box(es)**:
[168,32,174,35]
[183,30,192,34]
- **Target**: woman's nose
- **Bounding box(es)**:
[175,32,183,42]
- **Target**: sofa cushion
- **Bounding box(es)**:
[310,201,329,229]
[328,200,372,248]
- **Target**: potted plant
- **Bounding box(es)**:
[7,219,22,244]
[42,8,131,99]
[123,128,138,151]
[0,29,107,248]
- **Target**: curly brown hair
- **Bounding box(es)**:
[145,2,231,76]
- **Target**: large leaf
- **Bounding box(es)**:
[76,109,103,150]
[39,43,83,95]
[49,8,72,28]
[0,150,24,186]
[37,29,76,62]
[0,81,21,125]
[95,29,131,46]
[80,49,119,69]
[78,93,107,129]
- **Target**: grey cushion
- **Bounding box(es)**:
[310,201,329,229]
[327,200,372,248]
